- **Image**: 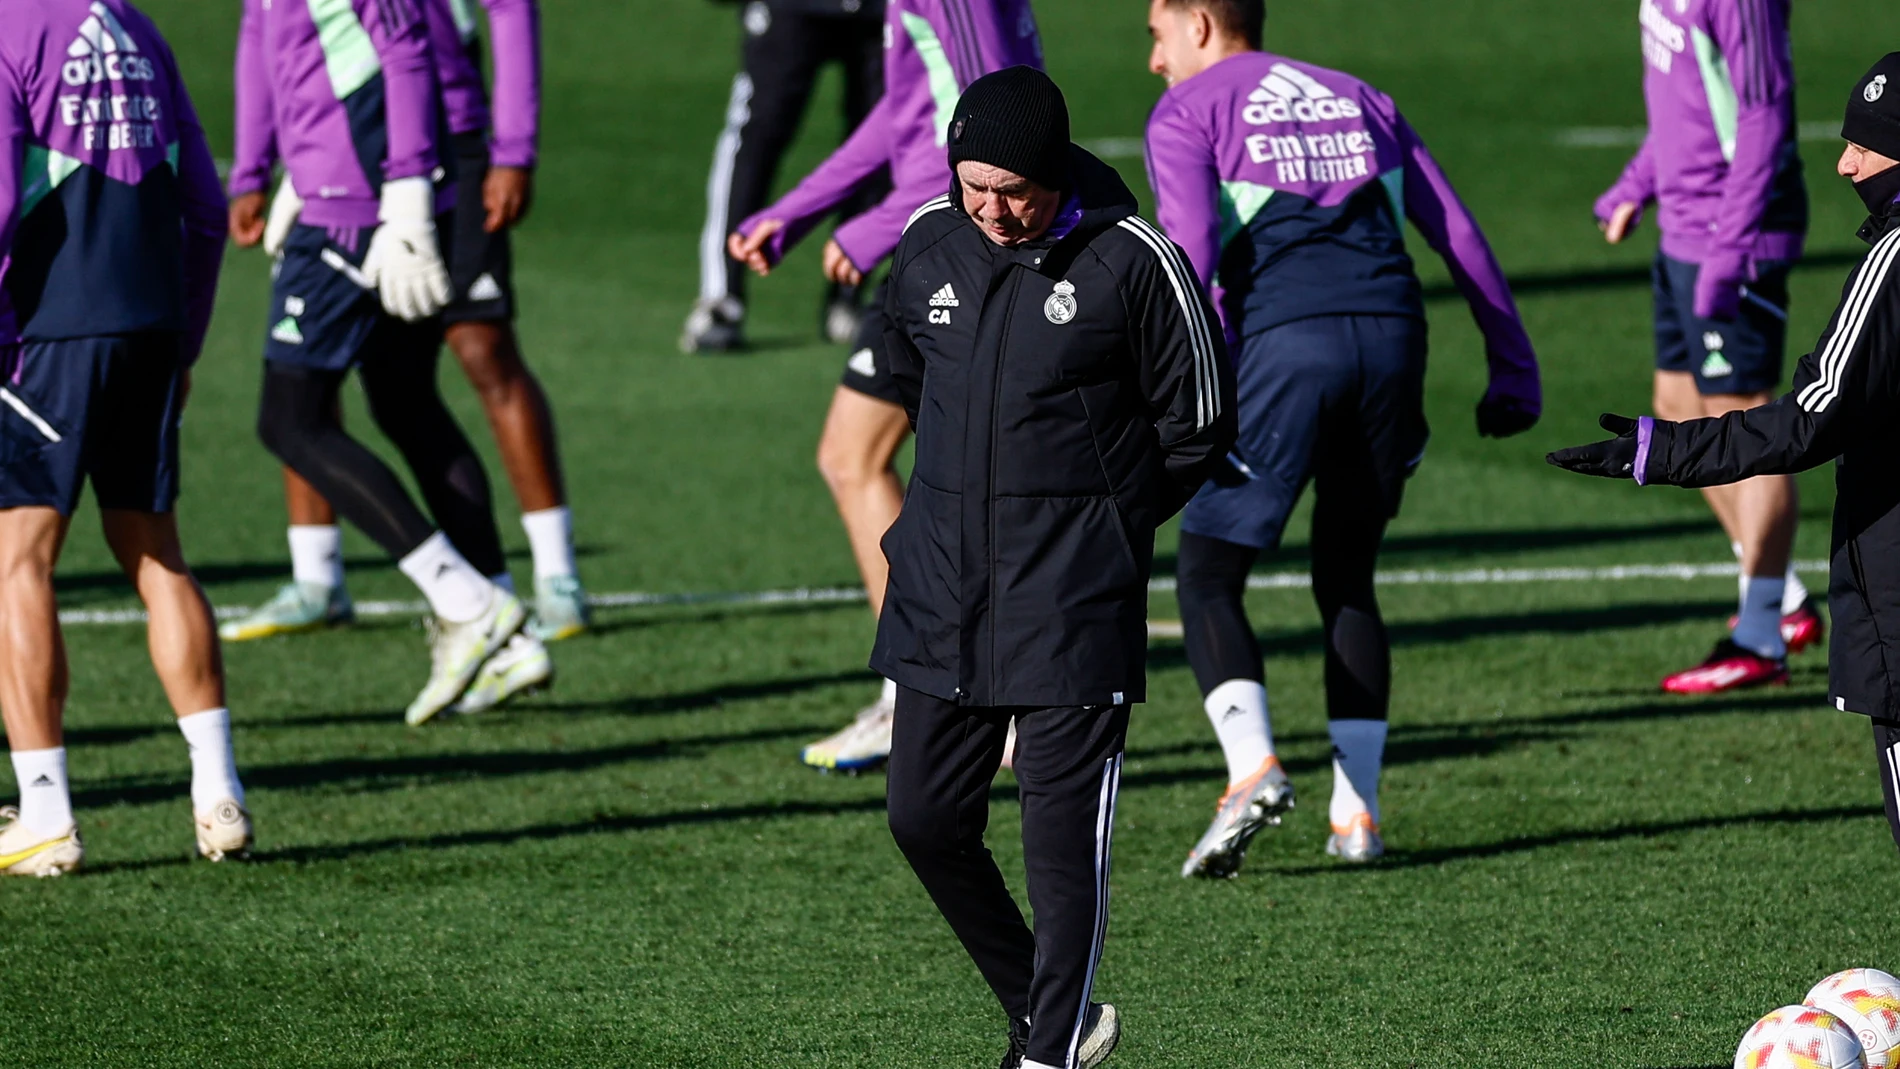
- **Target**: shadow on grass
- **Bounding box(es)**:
[1272,804,1881,876]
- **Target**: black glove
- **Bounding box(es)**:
[1545,414,1643,479]
[1207,451,1256,488]
[1476,395,1540,439]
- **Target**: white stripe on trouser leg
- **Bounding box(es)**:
[698,73,753,303]
[1885,740,1900,812]
[1064,752,1122,1069]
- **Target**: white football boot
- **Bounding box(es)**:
[0,807,83,877]
[405,592,528,725]
[219,581,354,642]
[800,696,895,773]
[1325,813,1385,863]
[456,632,554,714]
[1078,1003,1121,1068]
[194,799,253,861]
[528,575,591,642]
[1181,756,1295,879]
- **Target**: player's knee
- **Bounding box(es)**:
[816,432,879,493]
[448,324,526,397]
[1175,534,1251,611]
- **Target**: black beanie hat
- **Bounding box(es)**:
[947,66,1072,192]
[1844,53,1900,161]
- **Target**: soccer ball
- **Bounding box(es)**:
[1734,1005,1866,1069]
[1807,970,1900,1068]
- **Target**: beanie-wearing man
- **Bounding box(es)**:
[879,67,1236,1068]
[1551,54,1900,855]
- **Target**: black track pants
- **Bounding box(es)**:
[886,688,1126,1068]
[697,8,885,305]
[1874,718,1900,855]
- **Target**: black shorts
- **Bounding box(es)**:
[838,279,904,406]
[444,130,516,324]
[1653,252,1791,395]
[265,223,444,371]
[1180,313,1429,550]
[0,333,185,515]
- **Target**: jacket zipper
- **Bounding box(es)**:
[986,273,1023,705]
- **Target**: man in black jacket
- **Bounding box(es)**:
[876,67,1237,1069]
[1550,53,1900,851]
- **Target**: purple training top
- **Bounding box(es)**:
[1146,52,1538,407]
[0,0,225,359]
[1595,0,1807,266]
[737,0,1044,273]
[432,0,540,168]
[229,0,443,229]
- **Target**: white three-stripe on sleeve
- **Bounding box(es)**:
[1797,227,1900,413]
[1116,217,1223,430]
[904,195,953,234]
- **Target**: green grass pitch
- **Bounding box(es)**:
[4,0,1896,1064]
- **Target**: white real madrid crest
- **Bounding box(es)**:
[1869,74,1888,104]
[1045,280,1078,325]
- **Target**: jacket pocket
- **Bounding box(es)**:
[989,494,1148,698]
[878,478,963,675]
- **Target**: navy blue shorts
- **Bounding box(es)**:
[444,130,515,324]
[1180,314,1428,551]
[1653,252,1791,395]
[265,223,445,371]
[839,279,904,406]
[0,333,184,515]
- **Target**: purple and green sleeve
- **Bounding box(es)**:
[1396,113,1540,410]
[1595,136,1656,225]
[0,53,23,313]
[158,45,228,364]
[739,93,897,267]
[1705,0,1795,263]
[229,0,275,198]
[482,0,540,169]
[360,0,441,183]
[1144,98,1229,338]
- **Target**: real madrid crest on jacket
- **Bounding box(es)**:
[872,144,1239,707]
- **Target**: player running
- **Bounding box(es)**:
[1143,0,1541,875]
[684,0,887,353]
[1550,53,1900,858]
[223,0,589,660]
[726,0,1044,772]
[0,0,251,874]
[1595,0,1817,695]
[228,0,540,724]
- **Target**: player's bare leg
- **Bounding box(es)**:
[803,386,909,771]
[1653,372,1803,692]
[0,507,81,874]
[446,319,587,641]
[101,509,251,859]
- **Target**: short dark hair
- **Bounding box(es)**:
[1161,0,1265,48]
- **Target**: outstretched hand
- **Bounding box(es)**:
[1546,414,1643,479]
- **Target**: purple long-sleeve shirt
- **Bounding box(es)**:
[1145,52,1538,405]
[230,0,443,228]
[736,0,1043,273]
[0,0,225,359]
[1594,0,1806,266]
[434,0,540,168]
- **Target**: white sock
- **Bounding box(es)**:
[288,524,344,589]
[1328,719,1387,829]
[1782,565,1809,615]
[11,747,74,835]
[521,507,576,581]
[177,708,245,811]
[1204,678,1274,785]
[398,532,496,623]
[489,572,516,596]
[1733,575,1788,658]
[880,677,898,706]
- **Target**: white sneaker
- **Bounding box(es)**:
[1079,1002,1121,1068]
[1181,756,1295,879]
[195,799,253,861]
[405,592,528,726]
[456,632,553,714]
[0,807,83,877]
[800,697,894,772]
[1325,814,1385,863]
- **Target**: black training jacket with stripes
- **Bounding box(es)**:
[1640,196,1900,718]
[871,145,1238,708]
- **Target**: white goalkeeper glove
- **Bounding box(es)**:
[362,176,451,321]
[262,176,304,259]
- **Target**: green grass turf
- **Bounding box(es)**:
[4,0,1897,1064]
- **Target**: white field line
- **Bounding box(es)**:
[1079,123,1840,161]
[55,560,1827,627]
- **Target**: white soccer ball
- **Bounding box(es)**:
[1807,969,1900,1068]
[1734,1005,1866,1069]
